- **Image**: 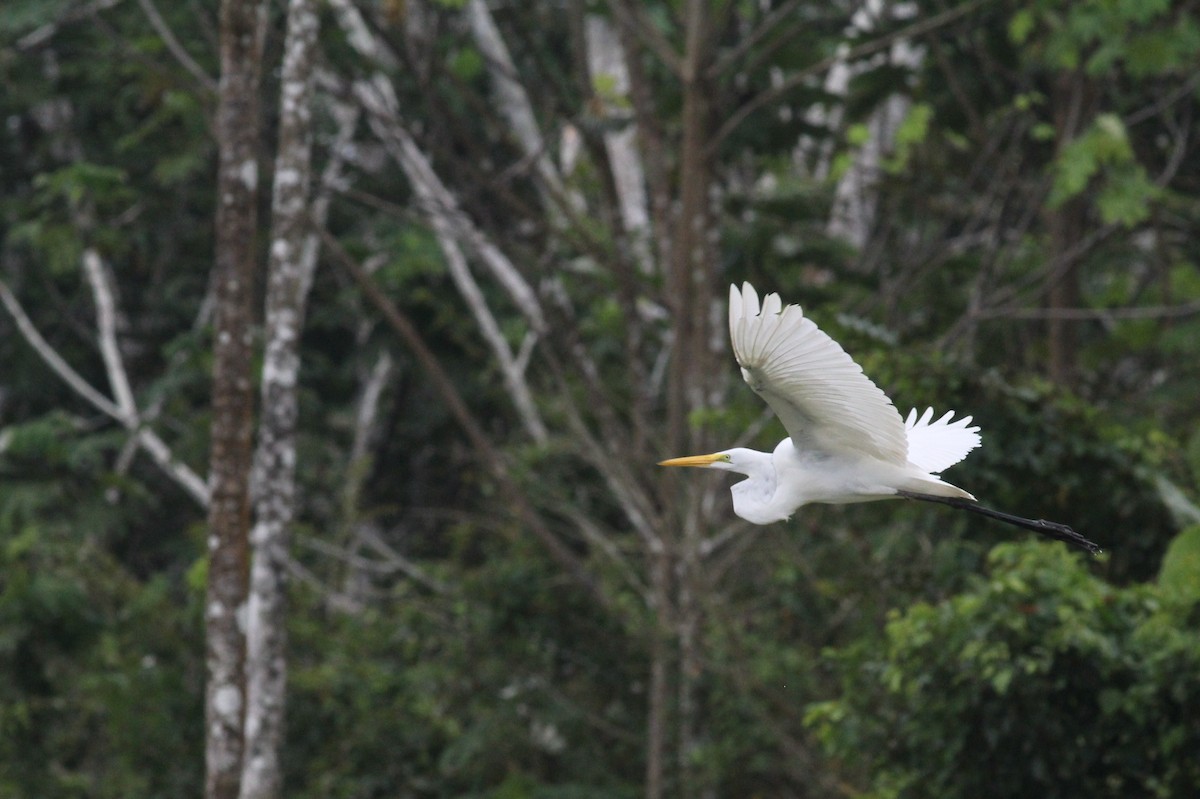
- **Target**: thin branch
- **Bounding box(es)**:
[137,427,211,506]
[350,74,548,333]
[707,0,802,79]
[320,229,609,609]
[1126,70,1200,127]
[607,0,683,76]
[136,0,218,92]
[585,14,653,273]
[0,270,209,507]
[357,525,453,595]
[551,500,653,606]
[17,0,123,50]
[0,277,124,422]
[465,0,564,209]
[83,250,208,506]
[285,555,366,614]
[349,78,548,442]
[711,0,992,151]
[297,529,452,595]
[438,229,549,442]
[325,0,399,70]
[81,249,138,421]
[972,299,1200,321]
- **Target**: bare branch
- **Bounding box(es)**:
[81,249,138,421]
[350,75,548,333]
[551,500,652,606]
[0,278,125,422]
[607,0,682,76]
[436,225,549,443]
[707,0,802,79]
[325,0,399,69]
[136,426,211,506]
[465,0,564,207]
[340,71,548,441]
[711,0,992,151]
[17,0,123,50]
[136,0,218,92]
[320,230,609,609]
[972,300,1200,321]
[3,256,210,507]
[357,525,453,595]
[285,554,365,614]
[1126,71,1200,127]
[296,529,453,596]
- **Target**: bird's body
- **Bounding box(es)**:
[660,283,1101,554]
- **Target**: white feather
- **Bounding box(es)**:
[904,406,982,474]
[728,282,908,463]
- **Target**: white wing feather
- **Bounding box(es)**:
[728,282,908,463]
[904,407,981,474]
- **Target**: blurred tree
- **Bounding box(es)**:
[0,0,1198,797]
[205,0,268,796]
[240,0,321,797]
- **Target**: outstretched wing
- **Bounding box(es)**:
[728,282,907,463]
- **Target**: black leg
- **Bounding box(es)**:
[897,491,1102,555]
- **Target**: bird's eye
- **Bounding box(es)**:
[721,454,732,462]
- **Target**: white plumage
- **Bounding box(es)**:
[660,282,1101,554]
[904,407,982,474]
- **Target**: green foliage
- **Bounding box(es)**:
[1048,114,1159,225]
[882,103,933,175]
[1013,0,1187,73]
[0,413,204,798]
[1157,524,1200,605]
[285,537,644,798]
[2,0,1199,796]
[808,543,1200,799]
[0,0,73,34]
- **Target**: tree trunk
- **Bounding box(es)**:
[666,0,715,460]
[584,14,653,274]
[206,1,266,797]
[645,544,672,799]
[1045,70,1093,387]
[239,0,319,797]
[466,0,564,214]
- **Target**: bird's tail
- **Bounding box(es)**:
[904,408,981,474]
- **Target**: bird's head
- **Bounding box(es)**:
[657,448,764,476]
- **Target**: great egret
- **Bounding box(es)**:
[659,283,1101,555]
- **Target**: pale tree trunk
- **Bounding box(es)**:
[826,93,911,248]
[206,0,266,797]
[611,1,722,796]
[825,1,924,249]
[340,349,394,606]
[238,0,319,797]
[666,3,718,797]
[584,14,653,274]
[465,0,565,215]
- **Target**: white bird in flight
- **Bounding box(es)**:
[659,282,1101,555]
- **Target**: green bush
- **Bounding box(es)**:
[807,539,1200,799]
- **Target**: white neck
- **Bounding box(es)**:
[724,448,784,524]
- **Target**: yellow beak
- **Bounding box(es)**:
[657,453,725,468]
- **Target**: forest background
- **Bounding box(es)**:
[2,0,1200,797]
